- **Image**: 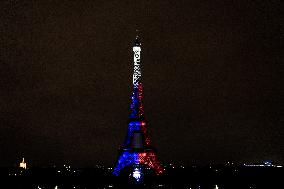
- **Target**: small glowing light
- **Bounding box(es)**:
[214,185,219,189]
[132,168,142,181]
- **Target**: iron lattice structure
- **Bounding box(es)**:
[113,36,164,177]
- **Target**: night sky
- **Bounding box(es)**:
[0,0,283,167]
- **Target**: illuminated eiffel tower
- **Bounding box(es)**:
[113,35,164,181]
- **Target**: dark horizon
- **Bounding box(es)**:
[1,0,283,167]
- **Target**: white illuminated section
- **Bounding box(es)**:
[133,46,141,88]
[132,168,142,181]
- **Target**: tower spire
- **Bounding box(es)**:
[134,29,141,46]
[134,31,140,46]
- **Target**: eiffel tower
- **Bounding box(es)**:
[113,35,164,180]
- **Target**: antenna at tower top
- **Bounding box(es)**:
[134,30,141,46]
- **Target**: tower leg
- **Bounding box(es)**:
[113,152,138,176]
[138,151,164,175]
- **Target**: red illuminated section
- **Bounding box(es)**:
[138,152,164,175]
[138,82,144,118]
[140,121,150,146]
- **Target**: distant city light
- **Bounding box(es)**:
[19,157,27,169]
[243,162,282,167]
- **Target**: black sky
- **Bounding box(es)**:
[0,0,283,167]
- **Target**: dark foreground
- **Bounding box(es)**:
[0,165,283,189]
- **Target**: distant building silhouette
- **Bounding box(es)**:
[19,157,27,169]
